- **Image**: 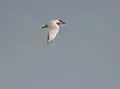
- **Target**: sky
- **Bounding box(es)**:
[0,0,120,89]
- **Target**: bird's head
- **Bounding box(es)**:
[56,20,66,25]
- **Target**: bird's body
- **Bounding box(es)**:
[40,20,66,44]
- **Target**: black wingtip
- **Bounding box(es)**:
[59,20,66,24]
[41,24,48,29]
[47,35,52,44]
[47,40,52,44]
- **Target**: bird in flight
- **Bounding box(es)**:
[40,20,66,44]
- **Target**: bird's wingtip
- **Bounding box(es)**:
[40,24,48,29]
[47,40,52,44]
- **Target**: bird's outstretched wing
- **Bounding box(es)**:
[47,28,60,44]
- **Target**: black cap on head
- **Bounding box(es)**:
[59,20,66,24]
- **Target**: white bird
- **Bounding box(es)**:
[40,20,66,44]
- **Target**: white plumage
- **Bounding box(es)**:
[40,20,66,44]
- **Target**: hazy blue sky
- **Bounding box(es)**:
[0,0,120,89]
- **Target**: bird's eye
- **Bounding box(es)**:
[56,22,60,25]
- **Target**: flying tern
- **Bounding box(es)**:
[40,20,66,44]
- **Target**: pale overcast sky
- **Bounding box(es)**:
[0,0,120,89]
